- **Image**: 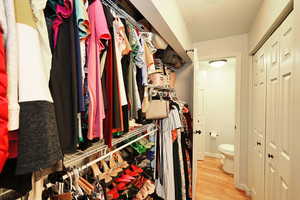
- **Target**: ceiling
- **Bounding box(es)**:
[176,0,263,42]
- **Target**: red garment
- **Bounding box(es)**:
[0,30,9,172]
[103,40,113,147]
[8,131,18,159]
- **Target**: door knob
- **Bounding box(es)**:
[257,142,262,146]
[268,154,274,159]
[195,130,202,135]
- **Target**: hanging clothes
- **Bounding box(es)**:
[140,32,156,76]
[0,20,8,172]
[74,0,90,113]
[112,11,131,107]
[102,5,115,147]
[156,106,182,200]
[0,159,32,196]
[127,22,142,120]
[86,0,111,140]
[15,0,63,175]
[46,0,79,154]
[3,0,19,131]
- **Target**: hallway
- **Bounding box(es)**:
[196,157,250,200]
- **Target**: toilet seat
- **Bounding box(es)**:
[218,144,234,156]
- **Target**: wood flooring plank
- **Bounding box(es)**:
[195,157,250,200]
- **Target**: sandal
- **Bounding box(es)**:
[125,168,140,177]
[115,174,135,183]
[131,142,147,154]
[139,138,154,149]
[115,152,129,169]
[107,188,120,200]
[131,165,143,173]
[91,163,105,181]
[109,156,123,177]
[101,160,113,183]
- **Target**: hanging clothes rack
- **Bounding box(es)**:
[45,125,158,189]
[101,0,145,32]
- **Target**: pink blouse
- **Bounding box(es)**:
[86,0,111,140]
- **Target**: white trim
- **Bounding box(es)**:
[204,152,222,159]
[236,184,251,197]
[292,3,300,199]
[197,52,242,188]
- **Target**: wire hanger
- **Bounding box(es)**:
[101,0,145,31]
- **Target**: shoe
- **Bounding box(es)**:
[115,152,129,169]
[107,188,120,200]
[131,165,143,173]
[109,156,123,177]
[101,160,113,183]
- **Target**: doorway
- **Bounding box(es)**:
[199,58,236,159]
[193,55,245,199]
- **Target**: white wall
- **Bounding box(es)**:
[192,34,250,186]
[150,0,192,50]
[199,59,236,154]
[248,0,293,53]
[175,63,193,109]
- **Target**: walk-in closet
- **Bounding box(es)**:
[2,0,300,200]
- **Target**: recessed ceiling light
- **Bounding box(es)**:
[209,59,227,68]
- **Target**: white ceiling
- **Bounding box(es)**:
[176,0,263,42]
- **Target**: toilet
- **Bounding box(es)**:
[218,144,235,174]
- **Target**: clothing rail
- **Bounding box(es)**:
[0,189,22,200]
[101,0,145,32]
[112,123,155,146]
[45,126,158,189]
[64,142,108,168]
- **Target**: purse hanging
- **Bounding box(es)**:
[145,90,169,120]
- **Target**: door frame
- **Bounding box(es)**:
[195,52,242,187]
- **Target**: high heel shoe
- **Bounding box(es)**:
[110,155,123,176]
[115,152,129,169]
[101,160,113,183]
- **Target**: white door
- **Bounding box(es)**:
[263,12,294,200]
[277,12,293,200]
[265,28,280,200]
[252,47,267,200]
[192,48,206,200]
[193,48,206,161]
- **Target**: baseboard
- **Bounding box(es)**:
[204,152,222,159]
[236,184,251,196]
[197,152,205,161]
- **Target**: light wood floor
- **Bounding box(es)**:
[196,157,250,200]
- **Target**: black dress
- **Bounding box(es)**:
[47,11,79,154]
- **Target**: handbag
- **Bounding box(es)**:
[145,89,169,119]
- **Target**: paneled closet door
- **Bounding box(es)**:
[252,47,267,200]
[265,12,294,200]
[278,13,294,200]
[265,29,281,200]
[251,55,259,200]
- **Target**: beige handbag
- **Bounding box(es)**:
[145,89,169,120]
[152,33,168,50]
